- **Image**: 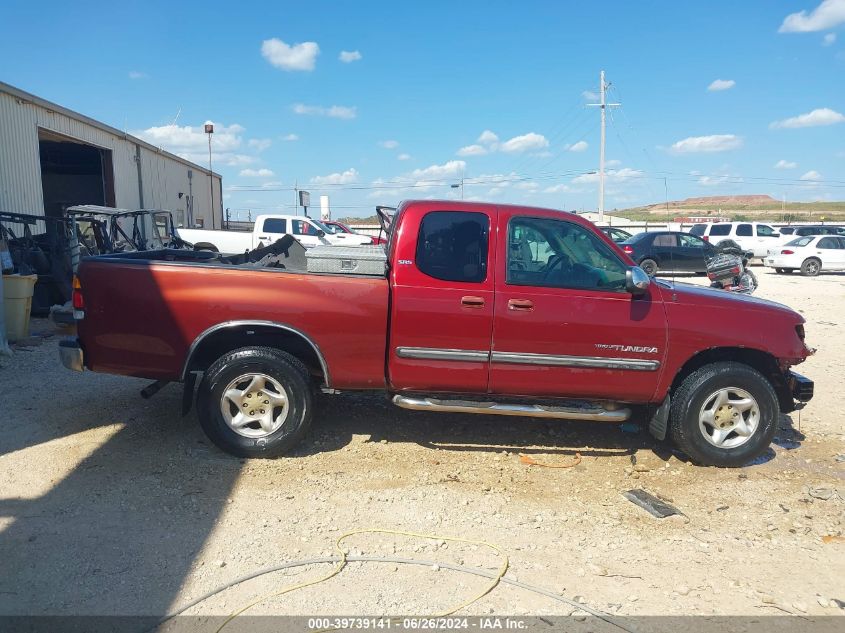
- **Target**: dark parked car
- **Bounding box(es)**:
[621,231,715,276]
[599,227,632,243]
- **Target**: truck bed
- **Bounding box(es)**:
[76,250,390,388]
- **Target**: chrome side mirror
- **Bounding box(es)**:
[626,266,650,295]
[316,229,326,238]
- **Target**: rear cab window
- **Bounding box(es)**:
[262,218,287,233]
[415,211,489,283]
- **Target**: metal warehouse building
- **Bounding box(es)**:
[0,81,222,229]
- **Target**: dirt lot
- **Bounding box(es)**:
[1,269,843,625]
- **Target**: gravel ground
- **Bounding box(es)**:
[0,269,843,624]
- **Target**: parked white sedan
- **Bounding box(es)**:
[765,235,845,276]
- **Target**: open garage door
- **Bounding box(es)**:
[38,129,115,219]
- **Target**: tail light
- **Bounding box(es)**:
[622,245,634,255]
[781,249,794,255]
[702,236,709,242]
[72,276,85,320]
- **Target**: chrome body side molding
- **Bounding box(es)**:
[392,395,630,422]
[181,320,331,385]
[395,347,490,362]
[491,351,660,372]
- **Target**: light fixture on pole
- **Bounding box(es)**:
[204,123,215,229]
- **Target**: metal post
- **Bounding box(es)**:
[599,70,606,222]
[587,71,620,223]
[208,135,214,229]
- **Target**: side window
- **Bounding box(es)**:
[263,218,287,233]
[652,234,678,247]
[710,224,731,236]
[291,220,311,235]
[756,225,776,237]
[835,228,845,236]
[780,227,794,235]
[415,211,488,283]
[679,234,706,248]
[507,217,627,291]
[689,225,706,236]
[818,237,841,249]
[736,224,753,237]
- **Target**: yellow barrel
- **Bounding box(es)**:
[2,274,38,341]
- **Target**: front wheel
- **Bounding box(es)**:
[639,258,658,276]
[669,362,778,467]
[197,347,313,457]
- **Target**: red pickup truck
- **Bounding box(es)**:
[60,200,814,466]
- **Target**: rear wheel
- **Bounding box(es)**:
[669,362,778,467]
[197,347,312,457]
[800,258,821,277]
[639,258,658,276]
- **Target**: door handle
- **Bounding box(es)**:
[259,235,270,240]
[461,296,485,308]
[508,298,534,311]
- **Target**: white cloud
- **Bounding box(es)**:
[133,121,258,166]
[292,103,357,119]
[281,133,299,142]
[605,159,621,167]
[311,168,359,185]
[779,0,845,33]
[543,184,572,193]
[239,168,274,178]
[261,38,319,71]
[774,159,798,169]
[248,138,272,152]
[800,170,823,181]
[457,144,488,156]
[697,175,733,186]
[582,90,599,101]
[566,140,589,152]
[770,107,845,129]
[397,153,411,161]
[514,181,539,191]
[669,134,743,154]
[379,140,399,149]
[339,50,362,63]
[572,168,643,184]
[410,160,465,182]
[823,32,837,45]
[500,132,549,153]
[128,71,147,80]
[477,130,499,145]
[707,79,736,91]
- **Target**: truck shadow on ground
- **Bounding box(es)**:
[295,392,803,467]
[296,392,667,462]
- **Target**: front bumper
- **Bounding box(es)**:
[59,338,84,372]
[788,370,814,403]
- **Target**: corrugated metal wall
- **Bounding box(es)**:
[0,90,220,228]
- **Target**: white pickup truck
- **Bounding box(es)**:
[178,214,373,252]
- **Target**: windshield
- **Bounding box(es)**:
[322,223,344,234]
[308,218,332,233]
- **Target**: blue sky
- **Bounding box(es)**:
[2,0,844,218]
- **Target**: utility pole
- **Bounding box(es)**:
[204,123,215,229]
[587,70,620,222]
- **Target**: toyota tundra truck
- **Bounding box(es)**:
[60,200,814,467]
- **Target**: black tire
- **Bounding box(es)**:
[639,258,658,276]
[669,362,779,467]
[775,267,784,274]
[197,347,313,458]
[782,268,794,274]
[800,258,820,277]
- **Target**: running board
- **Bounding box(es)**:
[392,395,630,422]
